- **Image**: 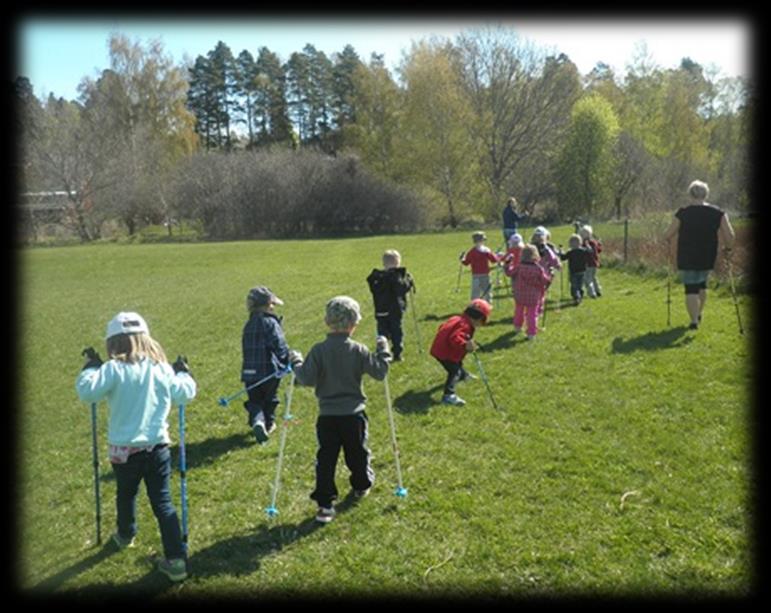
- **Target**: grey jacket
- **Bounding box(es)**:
[293,333,390,416]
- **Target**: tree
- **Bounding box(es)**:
[255,47,293,146]
[398,39,482,227]
[556,93,620,220]
[455,27,581,216]
[344,53,403,178]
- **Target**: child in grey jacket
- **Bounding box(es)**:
[289,296,390,524]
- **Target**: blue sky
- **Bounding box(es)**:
[17,16,751,101]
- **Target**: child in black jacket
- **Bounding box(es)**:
[366,250,415,362]
[559,234,592,305]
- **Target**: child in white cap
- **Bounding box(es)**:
[75,312,196,582]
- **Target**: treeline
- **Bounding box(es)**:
[15,27,752,243]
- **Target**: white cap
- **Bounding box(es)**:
[508,233,523,246]
[106,312,149,339]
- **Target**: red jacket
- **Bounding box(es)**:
[462,246,499,275]
[584,238,602,267]
[430,314,475,363]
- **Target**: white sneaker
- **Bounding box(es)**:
[315,507,336,524]
[441,394,466,406]
[252,413,269,444]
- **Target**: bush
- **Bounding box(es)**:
[169,149,426,239]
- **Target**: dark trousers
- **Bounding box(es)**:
[311,413,374,508]
[112,444,185,560]
[570,271,585,301]
[436,358,468,396]
[376,313,404,358]
[244,377,280,430]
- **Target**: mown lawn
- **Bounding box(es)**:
[17,229,753,600]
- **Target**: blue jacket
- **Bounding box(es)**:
[502,204,523,230]
[75,359,196,447]
[241,312,290,383]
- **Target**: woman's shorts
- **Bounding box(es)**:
[680,269,710,293]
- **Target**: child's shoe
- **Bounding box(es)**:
[441,394,466,406]
[111,532,135,550]
[158,558,188,582]
[252,412,269,444]
[315,506,336,524]
[353,487,371,499]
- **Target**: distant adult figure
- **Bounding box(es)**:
[663,180,735,330]
[502,197,525,244]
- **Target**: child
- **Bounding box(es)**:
[366,249,416,362]
[531,227,561,317]
[579,225,603,298]
[509,245,551,340]
[502,233,524,291]
[461,231,499,304]
[289,296,390,524]
[75,312,196,583]
[429,298,492,406]
[559,234,592,305]
[241,285,292,444]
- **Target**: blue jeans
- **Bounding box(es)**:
[112,444,185,560]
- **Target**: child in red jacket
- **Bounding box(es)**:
[508,244,551,340]
[461,232,499,304]
[429,299,492,406]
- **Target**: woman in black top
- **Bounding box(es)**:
[664,180,735,329]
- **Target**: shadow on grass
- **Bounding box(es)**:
[393,384,444,415]
[114,492,362,596]
[99,431,255,484]
[28,540,118,592]
[611,326,693,353]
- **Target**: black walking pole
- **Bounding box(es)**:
[409,287,424,354]
[90,401,102,545]
[454,252,465,293]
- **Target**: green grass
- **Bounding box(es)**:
[18,232,753,599]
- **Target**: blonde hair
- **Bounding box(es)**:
[688,180,709,201]
[569,234,582,248]
[520,244,540,263]
[107,332,168,364]
[383,249,401,268]
[508,197,518,207]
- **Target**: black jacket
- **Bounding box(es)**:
[366,268,415,317]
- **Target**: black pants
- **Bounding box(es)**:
[570,271,585,301]
[376,313,404,358]
[244,377,280,430]
[436,358,468,396]
[311,413,374,508]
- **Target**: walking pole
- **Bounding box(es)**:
[217,368,289,407]
[541,284,549,330]
[454,252,465,293]
[725,251,745,335]
[178,403,189,556]
[471,350,501,413]
[90,402,102,546]
[558,245,564,310]
[666,274,672,327]
[266,372,297,517]
[409,287,424,354]
[383,370,407,498]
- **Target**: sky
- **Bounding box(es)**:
[16,16,752,102]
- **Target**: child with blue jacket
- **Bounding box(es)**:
[241,285,292,444]
[75,312,196,583]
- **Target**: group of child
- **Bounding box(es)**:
[73,227,602,583]
[460,225,603,339]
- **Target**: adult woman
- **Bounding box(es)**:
[663,180,735,330]
[501,197,525,244]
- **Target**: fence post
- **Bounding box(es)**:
[623,218,629,264]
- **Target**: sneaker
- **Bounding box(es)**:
[353,488,371,499]
[265,422,277,435]
[458,370,477,382]
[315,507,336,524]
[441,394,466,406]
[252,416,269,444]
[688,322,699,330]
[392,354,403,362]
[158,558,188,582]
[111,532,135,550]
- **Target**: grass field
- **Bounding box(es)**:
[18,229,753,600]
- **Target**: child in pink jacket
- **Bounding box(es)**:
[507,244,551,340]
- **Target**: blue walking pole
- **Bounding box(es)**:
[90,402,102,545]
[178,403,188,556]
[217,367,290,407]
[266,371,296,518]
